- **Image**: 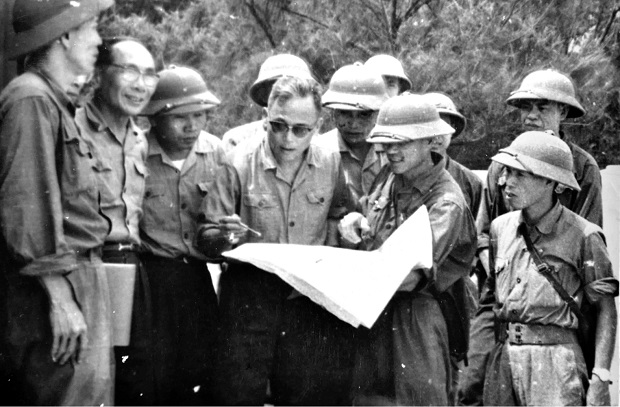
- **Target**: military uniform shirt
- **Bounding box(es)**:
[140,131,228,260]
[487,201,618,328]
[76,102,148,245]
[200,137,349,246]
[0,71,109,276]
[315,128,388,210]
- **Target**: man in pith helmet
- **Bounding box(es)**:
[221,53,314,153]
[470,131,617,406]
[424,92,482,219]
[459,69,605,405]
[141,65,224,405]
[478,69,602,276]
[0,0,114,404]
[364,54,412,97]
[339,93,476,405]
[75,36,159,405]
[317,62,390,208]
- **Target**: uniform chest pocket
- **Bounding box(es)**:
[306,190,329,206]
[244,193,278,209]
[494,257,511,302]
[197,182,210,198]
[144,184,167,200]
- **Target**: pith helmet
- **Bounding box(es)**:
[249,54,313,107]
[368,93,455,144]
[143,65,220,116]
[424,92,466,138]
[506,70,586,119]
[492,131,580,191]
[322,62,389,111]
[364,54,412,92]
[9,0,114,60]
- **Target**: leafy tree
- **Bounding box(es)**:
[102,0,620,169]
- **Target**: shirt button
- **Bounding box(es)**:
[516,278,521,283]
[511,310,517,315]
[289,221,295,227]
[126,219,130,226]
[181,203,187,210]
[319,197,325,203]
[184,233,189,239]
[386,224,392,230]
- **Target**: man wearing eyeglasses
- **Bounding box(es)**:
[198,76,352,405]
[75,37,158,405]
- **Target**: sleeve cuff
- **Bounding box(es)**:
[19,252,79,277]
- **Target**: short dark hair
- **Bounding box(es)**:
[268,76,323,114]
[96,36,145,68]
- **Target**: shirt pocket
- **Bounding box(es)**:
[142,183,169,230]
[298,189,331,239]
[243,192,279,233]
[60,129,98,202]
[128,161,148,202]
[494,257,510,303]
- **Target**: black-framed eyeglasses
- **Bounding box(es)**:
[108,64,160,87]
[268,118,318,138]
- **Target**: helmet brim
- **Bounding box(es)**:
[506,91,586,119]
[492,149,581,191]
[143,90,221,116]
[368,119,455,144]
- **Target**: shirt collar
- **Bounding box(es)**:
[258,136,320,171]
[518,200,563,236]
[31,69,75,116]
[398,152,445,195]
[82,101,142,142]
[194,131,216,154]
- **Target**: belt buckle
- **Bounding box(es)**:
[117,242,134,252]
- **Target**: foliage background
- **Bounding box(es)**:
[100,0,620,170]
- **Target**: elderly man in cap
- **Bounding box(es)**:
[140,65,224,405]
[470,131,617,406]
[198,75,352,405]
[75,36,159,405]
[339,94,477,405]
[221,53,314,153]
[0,0,114,405]
[459,69,605,405]
[317,62,390,208]
[364,54,412,97]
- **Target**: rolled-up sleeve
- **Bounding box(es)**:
[582,230,619,303]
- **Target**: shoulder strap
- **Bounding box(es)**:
[519,224,586,323]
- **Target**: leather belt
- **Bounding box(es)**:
[506,322,577,345]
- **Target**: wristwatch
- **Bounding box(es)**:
[591,367,612,383]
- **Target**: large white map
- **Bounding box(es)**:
[223,205,433,328]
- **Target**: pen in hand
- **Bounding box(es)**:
[239,221,262,237]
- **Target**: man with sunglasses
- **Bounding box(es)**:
[318,62,390,211]
[221,53,314,153]
[198,76,352,405]
[0,0,114,404]
[75,37,158,405]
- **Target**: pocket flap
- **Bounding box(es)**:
[244,193,277,208]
